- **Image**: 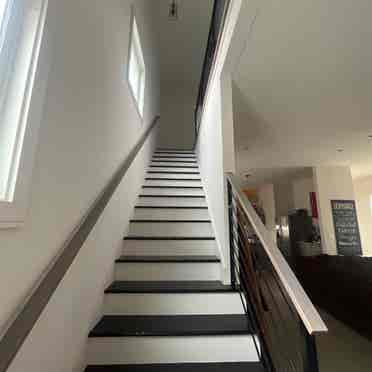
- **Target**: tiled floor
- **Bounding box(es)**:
[316,310,372,372]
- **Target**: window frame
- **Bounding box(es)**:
[127,9,146,119]
[0,0,50,228]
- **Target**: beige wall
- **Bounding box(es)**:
[2,1,160,371]
[354,175,372,256]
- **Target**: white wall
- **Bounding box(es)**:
[354,175,372,256]
[157,87,195,149]
[196,77,228,281]
[1,1,159,371]
[313,166,356,255]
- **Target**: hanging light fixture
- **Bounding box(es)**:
[168,0,178,20]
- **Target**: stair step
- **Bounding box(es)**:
[144,180,202,188]
[105,281,234,293]
[114,258,220,281]
[133,207,209,222]
[128,220,213,238]
[89,315,252,337]
[123,239,217,256]
[141,187,204,196]
[150,161,197,165]
[85,362,265,372]
[150,163,199,172]
[152,156,196,161]
[147,170,200,174]
[130,219,211,222]
[145,174,201,180]
[103,282,244,315]
[154,151,195,155]
[87,334,259,364]
[124,236,215,240]
[116,256,220,263]
[139,195,205,198]
[142,185,202,188]
[135,206,208,209]
[137,197,207,207]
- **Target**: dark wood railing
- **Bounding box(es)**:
[194,0,230,145]
[227,174,327,372]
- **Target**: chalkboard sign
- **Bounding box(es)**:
[331,200,362,255]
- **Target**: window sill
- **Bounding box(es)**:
[0,221,24,229]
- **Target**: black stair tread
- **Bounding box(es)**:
[124,236,215,241]
[105,280,236,294]
[152,156,196,159]
[142,186,203,189]
[145,178,202,181]
[150,165,199,168]
[85,362,264,372]
[155,150,195,153]
[115,255,220,263]
[134,206,208,209]
[139,195,205,198]
[135,205,208,208]
[130,220,211,223]
[147,171,200,174]
[151,160,197,163]
[89,314,252,337]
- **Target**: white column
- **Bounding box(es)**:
[258,183,276,242]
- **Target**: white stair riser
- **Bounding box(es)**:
[154,151,195,155]
[87,335,259,364]
[137,197,206,207]
[146,173,201,180]
[128,222,213,237]
[150,162,198,167]
[148,167,199,173]
[141,187,204,196]
[152,157,197,162]
[123,239,217,256]
[144,180,203,187]
[133,208,210,220]
[114,262,220,281]
[103,293,244,315]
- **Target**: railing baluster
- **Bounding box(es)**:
[226,175,326,372]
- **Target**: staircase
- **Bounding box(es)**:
[85,149,263,372]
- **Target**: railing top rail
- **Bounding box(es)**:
[0,116,160,372]
[227,173,328,335]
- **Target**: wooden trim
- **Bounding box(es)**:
[0,116,160,372]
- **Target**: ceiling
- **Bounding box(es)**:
[152,0,214,93]
[239,167,312,189]
[230,0,372,180]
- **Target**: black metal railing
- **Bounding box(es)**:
[227,175,326,372]
[194,0,230,145]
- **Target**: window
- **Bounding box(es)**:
[128,14,145,117]
[0,0,49,227]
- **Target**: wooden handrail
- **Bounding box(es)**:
[226,173,328,335]
[0,115,160,372]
